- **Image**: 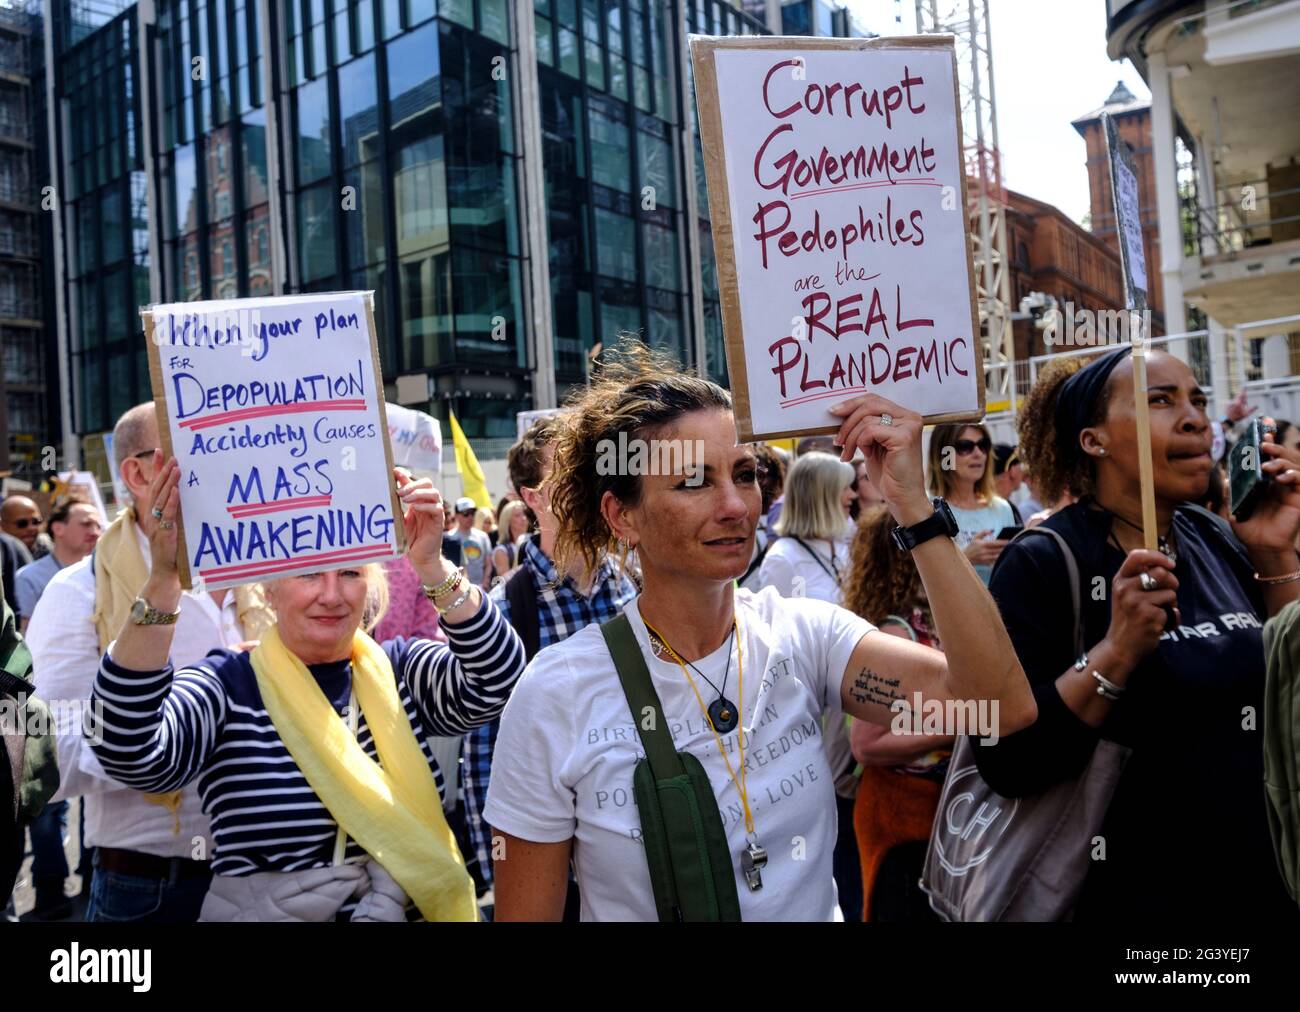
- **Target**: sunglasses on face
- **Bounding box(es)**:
[953,437,991,456]
[11,517,42,529]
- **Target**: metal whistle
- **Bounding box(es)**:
[741,842,767,891]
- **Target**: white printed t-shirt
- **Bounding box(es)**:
[483,585,874,921]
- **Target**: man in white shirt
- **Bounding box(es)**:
[27,404,273,922]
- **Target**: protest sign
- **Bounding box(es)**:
[56,471,110,526]
[1103,112,1148,313]
[1103,111,1157,548]
[143,291,405,591]
[386,402,443,474]
[515,408,564,444]
[690,35,983,441]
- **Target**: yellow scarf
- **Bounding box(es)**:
[93,506,277,827]
[249,625,477,922]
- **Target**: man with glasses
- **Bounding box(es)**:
[25,403,275,922]
[448,497,494,591]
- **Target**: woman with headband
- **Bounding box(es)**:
[981,347,1300,921]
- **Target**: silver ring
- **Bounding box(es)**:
[160,520,175,531]
[879,413,894,427]
[151,507,164,520]
[1139,571,1158,592]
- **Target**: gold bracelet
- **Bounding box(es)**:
[1254,568,1300,585]
[423,567,463,600]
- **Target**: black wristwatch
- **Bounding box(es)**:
[890,497,959,552]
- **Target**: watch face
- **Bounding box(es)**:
[131,598,146,622]
[934,498,960,537]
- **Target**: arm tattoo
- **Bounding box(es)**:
[848,667,904,710]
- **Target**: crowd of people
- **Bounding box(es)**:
[3,340,1299,922]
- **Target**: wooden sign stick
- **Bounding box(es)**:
[1131,320,1158,552]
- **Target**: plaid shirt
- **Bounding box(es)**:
[461,534,637,887]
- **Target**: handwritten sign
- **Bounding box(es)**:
[143,292,405,591]
[690,36,983,441]
[386,402,443,474]
[1103,112,1148,311]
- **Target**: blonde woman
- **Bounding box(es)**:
[758,452,856,603]
[926,423,1016,583]
[492,499,532,582]
[88,460,525,921]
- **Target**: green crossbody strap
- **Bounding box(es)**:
[600,614,742,922]
[601,614,686,781]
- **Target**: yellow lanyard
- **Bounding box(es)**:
[642,615,755,839]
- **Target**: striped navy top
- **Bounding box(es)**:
[89,597,524,880]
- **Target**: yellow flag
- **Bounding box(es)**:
[765,438,797,454]
[449,411,491,509]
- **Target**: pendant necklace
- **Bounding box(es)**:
[646,624,739,733]
[642,614,767,890]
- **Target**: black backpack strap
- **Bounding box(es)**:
[503,564,541,662]
[600,614,741,921]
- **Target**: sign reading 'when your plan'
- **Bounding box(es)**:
[143,292,405,590]
[690,36,983,441]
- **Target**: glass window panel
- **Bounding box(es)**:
[558,28,580,78]
[382,0,401,38]
[297,182,338,282]
[647,304,682,358]
[206,127,236,224]
[354,0,375,49]
[588,97,628,192]
[334,8,351,60]
[108,351,135,422]
[174,143,199,235]
[535,14,553,65]
[633,64,650,111]
[338,54,380,168]
[242,109,270,205]
[245,203,273,294]
[638,129,674,208]
[608,54,627,99]
[600,288,642,343]
[100,187,124,266]
[393,134,448,250]
[401,249,452,367]
[210,225,239,298]
[450,246,522,366]
[556,0,576,28]
[584,39,603,90]
[441,0,472,26]
[103,266,126,339]
[344,161,386,269]
[642,221,678,291]
[595,208,636,281]
[76,281,99,349]
[312,25,327,75]
[408,0,436,25]
[294,76,332,183]
[481,0,508,43]
[606,1,622,54]
[386,20,440,109]
[80,354,104,434]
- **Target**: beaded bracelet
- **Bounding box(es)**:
[423,567,463,601]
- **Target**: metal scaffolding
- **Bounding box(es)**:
[915,0,1016,414]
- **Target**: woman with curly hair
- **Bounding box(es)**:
[982,346,1300,921]
[482,342,1036,921]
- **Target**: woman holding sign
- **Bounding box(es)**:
[87,455,525,921]
[982,347,1300,921]
[483,345,1036,921]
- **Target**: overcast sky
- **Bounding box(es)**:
[844,0,1152,224]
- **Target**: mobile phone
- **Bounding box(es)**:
[1229,419,1274,522]
[995,525,1023,540]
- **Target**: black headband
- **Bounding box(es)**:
[1054,346,1132,461]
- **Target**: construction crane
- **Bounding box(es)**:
[914,0,1017,417]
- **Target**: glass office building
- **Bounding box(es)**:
[46,0,863,448]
